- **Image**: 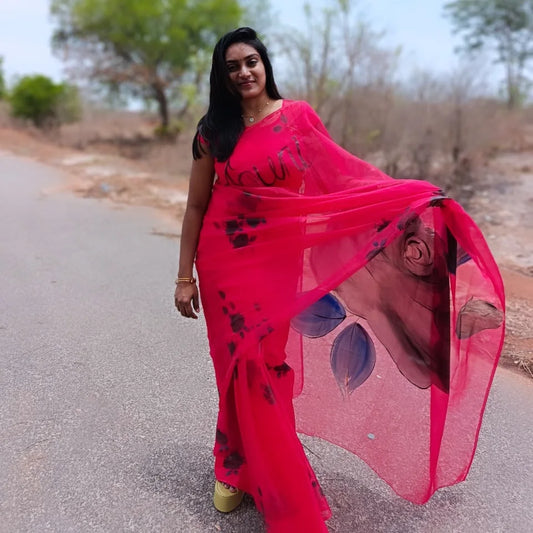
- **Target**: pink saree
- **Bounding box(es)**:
[195,100,505,532]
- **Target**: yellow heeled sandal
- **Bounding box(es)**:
[213,480,244,513]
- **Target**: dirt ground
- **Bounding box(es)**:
[467,151,533,377]
[1,126,531,378]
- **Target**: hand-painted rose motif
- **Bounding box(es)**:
[300,214,504,394]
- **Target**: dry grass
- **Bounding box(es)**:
[502,296,533,373]
[43,95,531,194]
[56,107,194,182]
[516,355,533,378]
[2,93,531,196]
[0,101,10,127]
[325,93,528,197]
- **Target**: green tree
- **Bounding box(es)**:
[444,0,533,108]
[0,56,6,100]
[50,0,243,130]
[10,74,64,126]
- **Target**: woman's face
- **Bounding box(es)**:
[225,42,267,100]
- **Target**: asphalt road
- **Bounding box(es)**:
[1,152,532,533]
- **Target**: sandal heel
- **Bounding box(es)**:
[213,480,244,513]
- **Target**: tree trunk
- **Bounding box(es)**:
[153,84,169,129]
[505,55,520,110]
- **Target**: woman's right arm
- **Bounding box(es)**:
[174,151,215,319]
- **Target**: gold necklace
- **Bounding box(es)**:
[242,99,271,123]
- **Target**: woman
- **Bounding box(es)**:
[174,27,505,532]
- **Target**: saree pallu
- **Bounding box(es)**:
[195,100,505,532]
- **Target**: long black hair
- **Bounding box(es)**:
[192,27,282,162]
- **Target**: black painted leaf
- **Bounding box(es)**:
[225,219,241,235]
[291,293,346,338]
[376,219,390,232]
[270,362,291,378]
[216,429,228,447]
[223,451,244,471]
[330,323,376,396]
[232,233,254,248]
[261,384,276,404]
[230,313,245,333]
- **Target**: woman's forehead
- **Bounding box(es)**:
[225,43,259,62]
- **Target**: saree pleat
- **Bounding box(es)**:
[195,100,505,531]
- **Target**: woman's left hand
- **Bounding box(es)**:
[174,282,200,319]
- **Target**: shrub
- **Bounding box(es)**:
[9,74,81,127]
[0,57,6,100]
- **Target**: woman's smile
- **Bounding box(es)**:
[225,42,266,99]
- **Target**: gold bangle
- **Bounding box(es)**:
[175,276,196,284]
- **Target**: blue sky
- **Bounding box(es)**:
[0,0,469,85]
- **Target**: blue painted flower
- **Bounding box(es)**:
[330,323,376,396]
[457,246,471,267]
[291,293,346,338]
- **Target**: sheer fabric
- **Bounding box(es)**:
[195,100,505,532]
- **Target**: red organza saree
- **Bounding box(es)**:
[195,100,505,532]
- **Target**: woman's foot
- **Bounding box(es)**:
[221,482,238,493]
[213,480,244,512]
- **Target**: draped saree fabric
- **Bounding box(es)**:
[195,100,505,532]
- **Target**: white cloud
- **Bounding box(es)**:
[0,0,63,81]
